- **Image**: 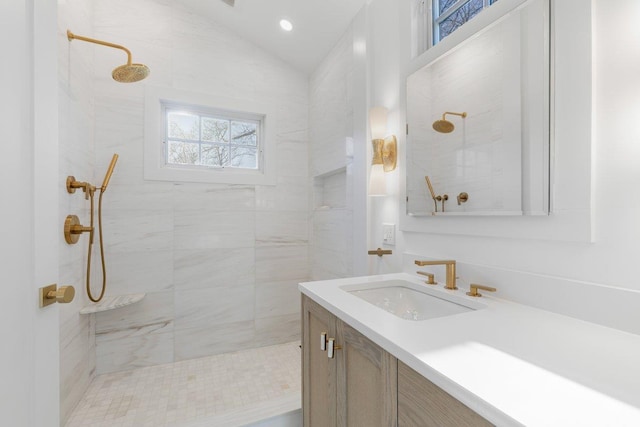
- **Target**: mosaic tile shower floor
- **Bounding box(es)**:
[65,342,301,427]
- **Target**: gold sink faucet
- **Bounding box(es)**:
[414,260,457,290]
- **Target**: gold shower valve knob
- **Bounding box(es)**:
[50,285,75,303]
[40,284,75,307]
[64,215,93,244]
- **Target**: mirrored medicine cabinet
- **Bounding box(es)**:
[406,0,550,216]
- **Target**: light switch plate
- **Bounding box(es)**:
[383,223,396,246]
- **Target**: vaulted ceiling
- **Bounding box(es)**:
[174,0,369,73]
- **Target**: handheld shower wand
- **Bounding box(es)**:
[65,154,119,302]
[101,154,119,192]
[83,154,119,302]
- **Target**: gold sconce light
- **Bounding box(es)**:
[369,107,397,196]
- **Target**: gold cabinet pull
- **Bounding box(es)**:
[327,338,342,359]
[466,284,497,297]
[320,332,327,351]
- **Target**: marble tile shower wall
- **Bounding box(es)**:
[89,0,309,374]
[309,27,356,280]
[58,0,97,424]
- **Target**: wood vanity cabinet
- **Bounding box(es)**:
[397,361,493,427]
[302,295,397,427]
[302,294,492,427]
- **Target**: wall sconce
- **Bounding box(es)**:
[369,107,397,196]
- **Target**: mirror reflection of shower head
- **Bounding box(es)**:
[101,154,119,192]
[433,111,467,133]
[67,30,150,83]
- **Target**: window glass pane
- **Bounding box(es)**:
[230,121,258,146]
[439,0,484,41]
[201,144,229,167]
[168,140,199,165]
[229,146,258,169]
[163,104,261,171]
[202,117,229,143]
[438,0,459,15]
[168,112,200,140]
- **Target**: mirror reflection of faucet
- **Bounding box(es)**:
[425,176,445,212]
[441,194,448,212]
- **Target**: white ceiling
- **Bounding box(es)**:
[174,0,369,74]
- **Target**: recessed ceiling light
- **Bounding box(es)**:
[280,19,293,32]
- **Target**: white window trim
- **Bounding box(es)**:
[408,0,529,74]
[144,85,276,185]
[432,0,498,46]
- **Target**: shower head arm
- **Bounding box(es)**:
[442,111,467,120]
[67,30,132,66]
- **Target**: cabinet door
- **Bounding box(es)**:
[336,319,398,427]
[302,295,337,427]
[398,361,493,427]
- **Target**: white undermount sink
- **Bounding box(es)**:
[341,279,482,321]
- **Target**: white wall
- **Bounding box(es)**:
[308,8,370,282]
[365,0,640,335]
[58,0,97,423]
[88,0,309,374]
[367,0,404,276]
[2,0,60,425]
[1,1,38,425]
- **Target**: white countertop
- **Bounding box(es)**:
[299,273,640,426]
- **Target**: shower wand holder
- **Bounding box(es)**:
[66,176,95,199]
[64,214,93,244]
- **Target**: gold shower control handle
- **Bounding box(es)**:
[457,192,469,205]
[66,176,95,199]
[49,286,75,304]
[64,215,93,244]
[39,284,75,307]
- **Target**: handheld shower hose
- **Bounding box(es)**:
[86,154,118,302]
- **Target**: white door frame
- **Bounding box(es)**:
[1,0,60,425]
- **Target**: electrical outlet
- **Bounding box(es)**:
[382,223,396,246]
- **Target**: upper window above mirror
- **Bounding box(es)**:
[433,0,500,44]
[412,0,500,55]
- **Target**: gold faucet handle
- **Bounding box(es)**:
[417,271,436,285]
[466,284,496,297]
[414,259,455,266]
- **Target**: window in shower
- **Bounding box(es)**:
[144,86,276,185]
[164,105,261,170]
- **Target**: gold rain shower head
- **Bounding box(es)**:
[67,30,150,83]
[432,111,467,134]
